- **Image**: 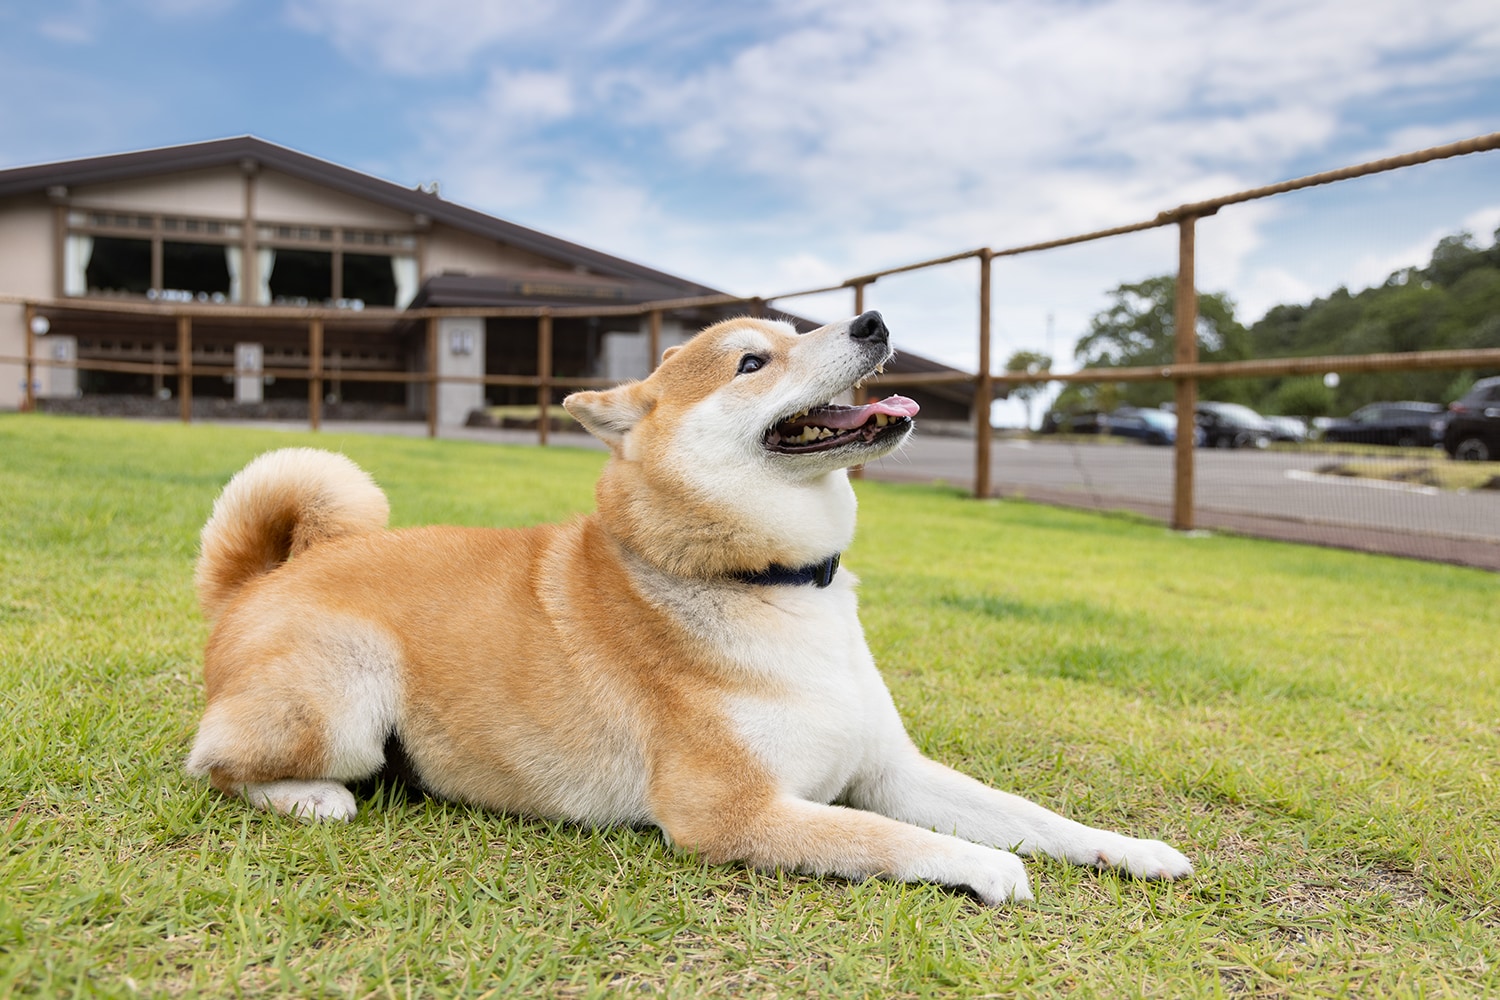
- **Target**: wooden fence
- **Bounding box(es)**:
[7,130,1500,531]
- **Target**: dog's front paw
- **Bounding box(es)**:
[1090,836,1193,880]
[955,847,1034,905]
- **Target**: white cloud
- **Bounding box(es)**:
[37,0,241,45]
[281,0,558,75]
[36,0,103,44]
[481,68,574,122]
[282,0,1500,364]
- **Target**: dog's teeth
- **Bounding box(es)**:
[876,363,886,374]
[875,413,889,427]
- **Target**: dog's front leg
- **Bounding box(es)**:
[657,793,1035,905]
[845,742,1193,881]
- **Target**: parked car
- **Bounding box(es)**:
[1442,376,1500,461]
[1264,415,1308,443]
[1040,410,1108,435]
[1320,401,1446,447]
[1107,407,1178,445]
[1195,401,1273,449]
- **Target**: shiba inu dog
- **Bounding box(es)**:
[186,311,1192,904]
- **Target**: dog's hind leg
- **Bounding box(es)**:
[188,696,359,820]
[187,619,404,822]
[237,779,358,822]
[190,698,376,823]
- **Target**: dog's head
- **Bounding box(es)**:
[563,313,918,578]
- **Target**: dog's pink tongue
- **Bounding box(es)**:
[869,395,920,418]
[817,395,920,429]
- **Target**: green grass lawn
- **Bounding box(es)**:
[2,414,1498,998]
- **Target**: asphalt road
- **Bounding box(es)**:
[858,435,1500,568]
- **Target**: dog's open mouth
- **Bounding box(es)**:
[765,395,920,453]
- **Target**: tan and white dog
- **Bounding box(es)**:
[186,311,1191,904]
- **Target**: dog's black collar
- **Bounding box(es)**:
[733,553,841,588]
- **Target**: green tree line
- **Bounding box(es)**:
[1052,225,1500,420]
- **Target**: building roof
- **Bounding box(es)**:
[1,136,988,404]
[0,135,721,297]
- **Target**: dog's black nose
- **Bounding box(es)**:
[849,311,888,343]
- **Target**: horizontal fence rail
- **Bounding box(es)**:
[5,130,1500,559]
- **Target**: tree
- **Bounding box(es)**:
[1003,350,1052,429]
[1265,377,1334,421]
[1424,232,1483,288]
[1072,276,1248,409]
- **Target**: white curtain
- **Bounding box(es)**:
[225,246,243,303]
[392,255,419,309]
[255,248,276,305]
[64,234,93,296]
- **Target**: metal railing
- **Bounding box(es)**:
[6,130,1500,532]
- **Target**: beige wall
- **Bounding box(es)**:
[0,195,57,409]
[69,166,246,218]
[256,170,414,230]
[0,303,25,410]
[0,195,58,297]
[65,166,424,230]
[424,222,561,278]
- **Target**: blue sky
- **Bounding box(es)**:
[2,0,1498,422]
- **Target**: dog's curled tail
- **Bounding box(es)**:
[195,448,389,620]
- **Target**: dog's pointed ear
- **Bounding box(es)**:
[563,383,655,446]
[661,345,681,363]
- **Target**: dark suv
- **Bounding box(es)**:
[1443,377,1500,461]
[1322,401,1445,447]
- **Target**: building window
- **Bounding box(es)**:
[261,247,413,308]
[84,237,152,295]
[267,248,333,305]
[343,253,398,307]
[64,210,416,308]
[162,241,232,300]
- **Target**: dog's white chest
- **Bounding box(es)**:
[719,588,900,803]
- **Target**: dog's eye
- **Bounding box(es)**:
[736,354,766,375]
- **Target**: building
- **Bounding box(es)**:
[0,136,987,429]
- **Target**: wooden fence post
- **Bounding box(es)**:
[974,250,994,499]
[537,311,552,446]
[850,281,868,480]
[426,316,439,438]
[1172,216,1199,531]
[176,314,193,424]
[648,309,662,372]
[308,318,324,432]
[21,302,36,413]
